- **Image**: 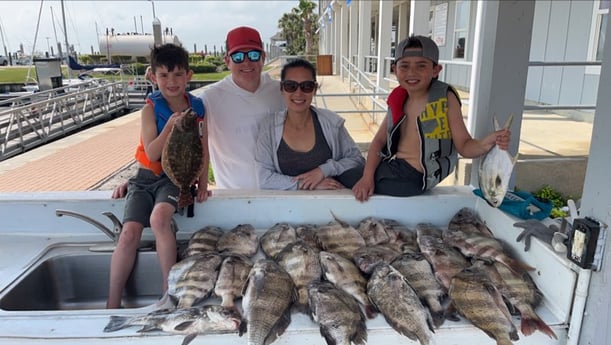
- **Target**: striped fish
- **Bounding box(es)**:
[167,252,222,308]
[449,265,519,345]
[442,229,535,274]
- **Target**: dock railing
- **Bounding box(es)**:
[0,80,129,161]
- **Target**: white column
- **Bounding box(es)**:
[340,2,349,77]
[357,0,372,82]
[410,0,431,35]
[348,1,359,84]
[348,1,358,66]
[397,1,409,41]
[578,9,611,345]
[467,0,535,186]
[333,5,341,75]
[375,0,392,92]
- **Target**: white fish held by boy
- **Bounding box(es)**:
[478,115,518,208]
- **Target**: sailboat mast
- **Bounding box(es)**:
[61,0,71,80]
[50,6,62,59]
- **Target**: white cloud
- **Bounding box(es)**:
[0,0,300,55]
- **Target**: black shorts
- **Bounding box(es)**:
[374,158,425,197]
[122,168,179,227]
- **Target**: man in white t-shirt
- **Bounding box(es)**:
[200,26,284,189]
[112,26,284,197]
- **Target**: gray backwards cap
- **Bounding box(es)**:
[394,35,439,64]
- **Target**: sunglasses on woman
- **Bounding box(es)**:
[229,50,262,63]
[281,80,317,93]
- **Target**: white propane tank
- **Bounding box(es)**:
[98,33,182,58]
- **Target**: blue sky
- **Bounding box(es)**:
[0,1,300,55]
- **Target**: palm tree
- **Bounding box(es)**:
[295,0,317,56]
[277,0,319,56]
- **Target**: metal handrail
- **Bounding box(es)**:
[0,80,129,161]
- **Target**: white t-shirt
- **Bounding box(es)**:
[199,73,284,189]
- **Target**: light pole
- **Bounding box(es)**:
[45,37,51,56]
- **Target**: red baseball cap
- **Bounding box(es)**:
[226,26,264,55]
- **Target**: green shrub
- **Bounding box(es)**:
[533,185,573,218]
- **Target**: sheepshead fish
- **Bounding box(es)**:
[416,223,470,290]
[167,252,222,308]
[276,240,323,313]
[442,229,535,275]
[182,226,224,258]
[319,251,376,319]
[308,280,367,345]
[260,222,297,259]
[316,215,365,260]
[478,115,518,208]
[478,261,556,339]
[449,265,519,345]
[214,254,253,309]
[448,207,494,237]
[104,305,241,345]
[367,263,435,345]
[240,259,297,345]
[295,224,321,252]
[161,107,205,208]
[355,216,392,245]
[217,224,259,257]
[352,245,400,275]
[391,252,447,327]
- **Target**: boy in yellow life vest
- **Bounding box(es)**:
[352,35,510,202]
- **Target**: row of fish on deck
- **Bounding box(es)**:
[104,208,556,345]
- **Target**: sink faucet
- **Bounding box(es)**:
[55,209,179,243]
[55,209,122,242]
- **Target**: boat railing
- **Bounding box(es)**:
[0,80,129,161]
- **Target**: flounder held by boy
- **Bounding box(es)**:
[162,107,205,208]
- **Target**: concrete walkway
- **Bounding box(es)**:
[0,73,592,196]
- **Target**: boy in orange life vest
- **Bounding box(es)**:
[106,43,209,309]
[352,35,510,202]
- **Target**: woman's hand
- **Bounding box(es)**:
[313,177,345,190]
[293,168,325,190]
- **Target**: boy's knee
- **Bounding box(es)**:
[117,223,143,248]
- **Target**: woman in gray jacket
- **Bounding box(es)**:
[255,59,364,190]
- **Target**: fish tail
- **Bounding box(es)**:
[293,301,311,315]
[501,256,535,274]
[364,303,378,319]
[520,309,557,339]
[431,310,446,328]
[177,189,194,208]
[103,315,131,332]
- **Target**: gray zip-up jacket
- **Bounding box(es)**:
[255,106,365,190]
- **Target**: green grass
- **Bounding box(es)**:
[0,65,274,84]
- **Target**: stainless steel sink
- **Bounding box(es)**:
[0,244,163,311]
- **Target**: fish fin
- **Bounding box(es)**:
[520,308,558,339]
[263,308,292,345]
[320,326,339,345]
[238,318,247,337]
[493,116,501,131]
[181,333,198,345]
[351,317,368,345]
[137,324,160,333]
[503,113,514,130]
[174,321,195,331]
[103,316,131,332]
[329,210,350,227]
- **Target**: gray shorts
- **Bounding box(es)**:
[122,168,179,227]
